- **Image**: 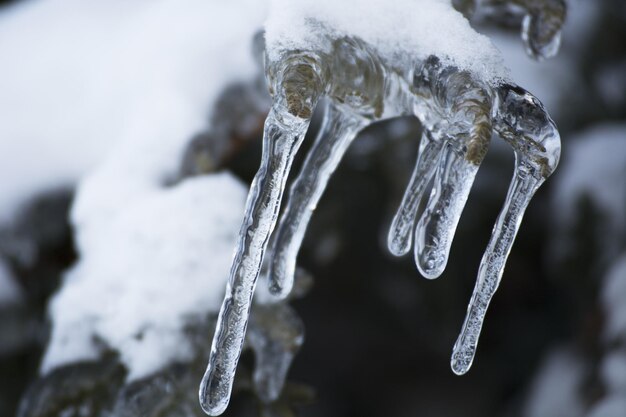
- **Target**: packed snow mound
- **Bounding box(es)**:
[42,174,247,381]
[265,0,509,84]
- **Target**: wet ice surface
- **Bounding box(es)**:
[200,0,563,412]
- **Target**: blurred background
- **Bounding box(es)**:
[0,1,625,417]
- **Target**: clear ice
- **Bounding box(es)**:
[453,0,567,60]
[200,8,564,415]
[248,302,305,403]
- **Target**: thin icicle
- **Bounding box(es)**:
[268,102,367,298]
[414,142,479,279]
[451,83,561,375]
[199,105,316,416]
[387,130,444,256]
[248,303,304,403]
[451,160,543,375]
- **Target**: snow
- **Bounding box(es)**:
[600,351,626,394]
[523,348,586,417]
[550,124,626,262]
[587,397,626,417]
[21,0,267,380]
[0,0,266,224]
[42,174,248,380]
[265,0,509,84]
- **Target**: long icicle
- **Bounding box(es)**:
[199,106,315,416]
[414,142,480,279]
[268,103,366,298]
[450,159,543,375]
[387,130,444,256]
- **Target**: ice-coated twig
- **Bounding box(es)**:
[199,54,326,416]
[411,58,493,279]
[387,130,444,256]
[451,84,561,375]
[248,303,305,403]
[268,102,367,298]
[414,142,480,278]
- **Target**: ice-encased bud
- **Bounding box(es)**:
[248,303,304,403]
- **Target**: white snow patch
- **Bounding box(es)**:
[24,0,267,380]
[550,124,626,263]
[265,0,509,84]
[0,0,266,224]
[587,397,626,417]
[43,174,247,380]
[552,125,626,228]
[523,348,586,417]
[600,350,626,394]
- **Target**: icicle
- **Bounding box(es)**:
[199,98,320,415]
[451,83,561,375]
[388,130,443,256]
[409,57,492,278]
[268,102,367,298]
[248,303,304,403]
[516,0,567,60]
[413,142,479,279]
[451,161,543,375]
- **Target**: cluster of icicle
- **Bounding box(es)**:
[199,1,565,415]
